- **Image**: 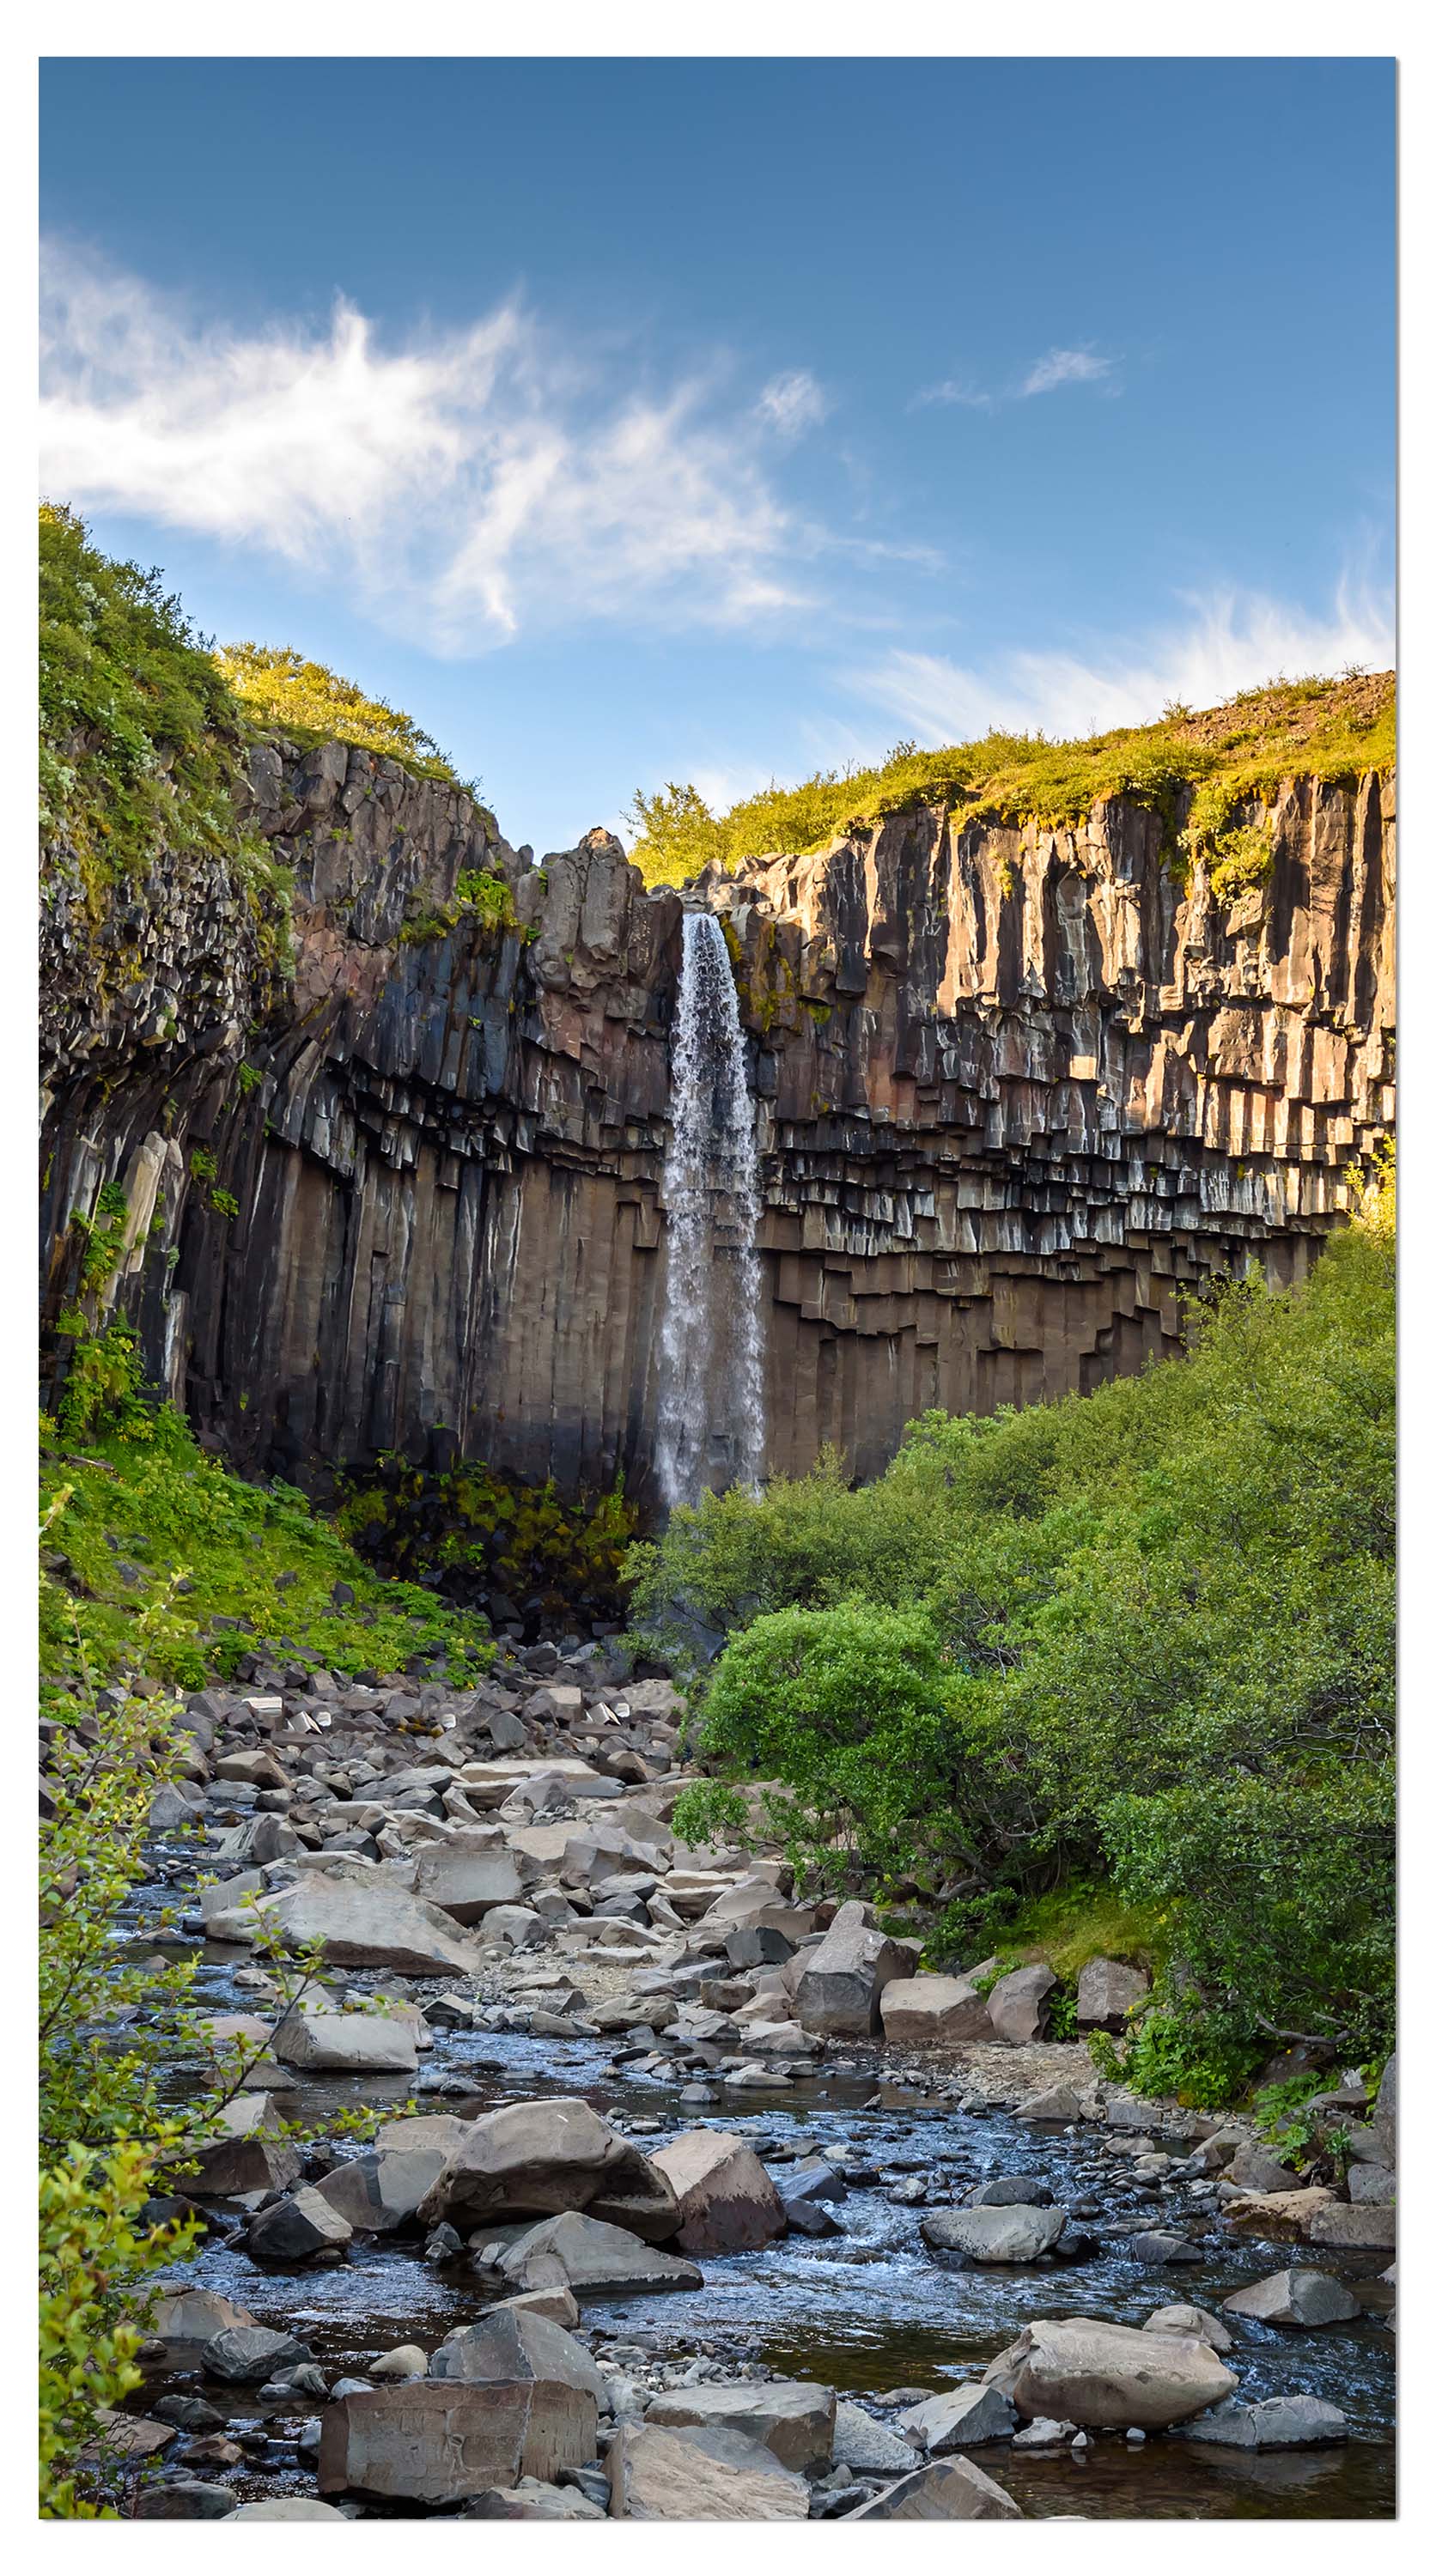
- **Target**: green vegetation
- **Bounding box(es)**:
[399,865,517,945]
[625,673,1394,888]
[336,1451,639,1628]
[216,641,472,790]
[630,1170,1395,2100]
[40,506,290,939]
[40,1389,494,1696]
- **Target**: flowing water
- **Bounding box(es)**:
[126,1858,1396,2523]
[654,911,765,1508]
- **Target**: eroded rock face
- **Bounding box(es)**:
[40,745,1395,1498]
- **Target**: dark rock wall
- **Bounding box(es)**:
[40,740,1395,1501]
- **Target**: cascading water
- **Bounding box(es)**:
[654,910,766,1509]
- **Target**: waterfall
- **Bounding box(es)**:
[654,910,766,1509]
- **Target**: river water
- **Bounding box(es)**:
[126,1852,1396,2523]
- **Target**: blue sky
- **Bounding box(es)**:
[40,56,1395,856]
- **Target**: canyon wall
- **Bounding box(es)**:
[40,739,1395,1500]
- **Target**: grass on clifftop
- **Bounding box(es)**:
[627,671,1395,887]
[40,1396,494,1698]
[215,642,475,793]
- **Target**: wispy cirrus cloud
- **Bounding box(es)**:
[40,245,855,651]
[754,368,830,439]
[849,578,1395,744]
[912,342,1118,412]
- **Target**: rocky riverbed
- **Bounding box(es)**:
[104,1634,1396,2521]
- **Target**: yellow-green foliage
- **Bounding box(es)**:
[399,866,517,945]
[216,641,470,789]
[40,1401,493,1693]
[626,674,1395,886]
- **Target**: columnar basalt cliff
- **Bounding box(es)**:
[40,738,1394,1500]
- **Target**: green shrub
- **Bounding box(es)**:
[670,1781,752,1850]
[657,1173,1395,2087]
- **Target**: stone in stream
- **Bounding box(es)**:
[145,2287,255,2356]
[1076,1958,1151,2028]
[849,2458,1023,2518]
[921,2203,1066,2263]
[411,1833,535,1922]
[879,1976,994,2044]
[1172,2395,1348,2448]
[201,2324,315,2384]
[984,1964,1056,2044]
[493,2285,582,2329]
[429,2306,609,2408]
[207,1872,484,1975]
[246,2184,353,2262]
[319,2376,598,2504]
[1129,2229,1202,2264]
[792,1904,915,2037]
[1305,2202,1397,2251]
[831,2400,920,2476]
[222,2499,351,2519]
[271,2002,418,2075]
[1017,2084,1086,2123]
[316,2146,452,2233]
[136,2484,237,2519]
[461,2478,605,2519]
[605,2421,810,2519]
[371,2344,428,2379]
[496,2210,703,2297]
[983,2318,1237,2427]
[898,2384,1018,2448]
[968,2176,1055,2207]
[1144,2304,1234,2353]
[180,2093,301,2199]
[1011,2416,1076,2450]
[1220,2269,1361,2327]
[417,2096,678,2239]
[648,2127,787,2254]
[1226,2141,1303,2194]
[643,2379,837,2473]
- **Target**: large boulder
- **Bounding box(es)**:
[495,2211,703,2297]
[271,2003,417,2075]
[1172,2395,1348,2449]
[793,1903,913,2037]
[921,2204,1066,2263]
[411,1835,536,1923]
[879,1977,994,2045]
[644,2379,836,2473]
[222,2500,350,2521]
[201,2324,314,2385]
[319,2378,597,2504]
[898,2385,1017,2449]
[605,2421,809,2520]
[985,1964,1056,2044]
[145,2287,254,2357]
[849,2458,1022,2519]
[1226,2142,1302,2194]
[831,2400,920,2476]
[984,2318,1237,2428]
[429,2306,608,2408]
[1305,2202,1396,2251]
[1221,2269,1360,2328]
[417,2097,677,2239]
[1143,2304,1233,2354]
[1371,2053,1396,2166]
[246,2185,353,2263]
[209,1873,484,1976]
[316,2147,451,2234]
[1075,1958,1151,2029]
[648,2129,787,2254]
[181,2093,301,2199]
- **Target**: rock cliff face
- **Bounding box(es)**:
[40,739,1395,1501]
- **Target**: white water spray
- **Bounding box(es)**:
[654,911,766,1509]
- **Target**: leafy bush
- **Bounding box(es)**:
[336,1452,637,1627]
[650,1173,1395,2090]
[670,1781,752,1850]
[624,674,1393,887]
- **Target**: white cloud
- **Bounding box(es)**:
[910,377,995,412]
[755,368,830,439]
[912,344,1117,412]
[1020,346,1112,397]
[40,245,838,651]
[849,580,1395,745]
